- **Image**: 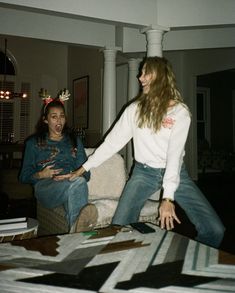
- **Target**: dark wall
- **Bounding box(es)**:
[197,70,235,152]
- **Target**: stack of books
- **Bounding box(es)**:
[0,217,28,232]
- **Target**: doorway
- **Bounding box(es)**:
[197,69,235,174]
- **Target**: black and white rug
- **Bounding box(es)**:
[0,225,234,292]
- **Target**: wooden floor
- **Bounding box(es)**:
[219,250,235,264]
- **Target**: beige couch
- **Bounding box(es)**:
[37,148,160,236]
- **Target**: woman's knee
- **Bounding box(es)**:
[70,176,88,189]
[196,219,225,248]
[213,221,225,243]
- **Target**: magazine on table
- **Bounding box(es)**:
[0,217,28,231]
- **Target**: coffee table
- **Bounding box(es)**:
[0,224,234,292]
[0,217,38,243]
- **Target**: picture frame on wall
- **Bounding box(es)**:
[73,75,89,129]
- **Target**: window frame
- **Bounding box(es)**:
[196,87,211,146]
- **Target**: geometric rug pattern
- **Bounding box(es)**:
[0,225,234,292]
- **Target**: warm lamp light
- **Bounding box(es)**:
[0,90,27,99]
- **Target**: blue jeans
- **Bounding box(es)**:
[35,177,88,228]
[112,161,225,248]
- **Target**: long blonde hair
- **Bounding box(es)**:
[136,56,184,132]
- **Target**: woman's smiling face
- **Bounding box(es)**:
[139,64,156,94]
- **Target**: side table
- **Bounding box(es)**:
[0,218,38,243]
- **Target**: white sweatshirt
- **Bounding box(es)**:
[83,102,191,200]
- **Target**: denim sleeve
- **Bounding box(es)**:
[19,137,39,185]
[75,137,90,182]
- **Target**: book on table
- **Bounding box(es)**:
[0,217,28,231]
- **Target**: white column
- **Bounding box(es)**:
[141,25,170,57]
[128,58,141,100]
[126,58,141,173]
[102,48,117,134]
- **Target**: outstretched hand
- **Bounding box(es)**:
[158,200,181,230]
[69,166,86,181]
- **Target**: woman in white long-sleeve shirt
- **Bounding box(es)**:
[70,56,225,248]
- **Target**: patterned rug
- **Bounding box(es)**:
[0,225,234,292]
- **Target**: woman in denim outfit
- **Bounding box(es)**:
[19,97,97,233]
[71,57,225,248]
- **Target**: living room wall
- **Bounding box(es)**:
[0,35,68,134]
[67,46,103,147]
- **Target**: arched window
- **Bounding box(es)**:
[0,47,30,146]
[0,50,15,76]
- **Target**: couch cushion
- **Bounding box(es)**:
[91,198,160,229]
[85,148,127,200]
